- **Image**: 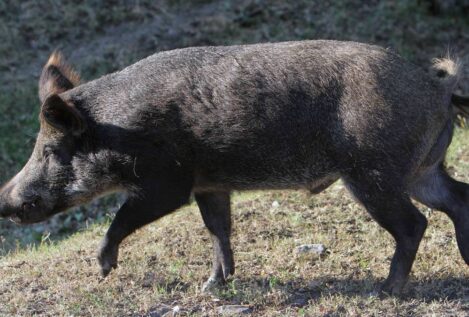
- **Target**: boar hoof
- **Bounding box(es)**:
[100,262,118,277]
[201,276,225,293]
[97,246,118,277]
[380,280,405,297]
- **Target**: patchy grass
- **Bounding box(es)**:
[1,0,469,316]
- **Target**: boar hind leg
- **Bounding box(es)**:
[345,178,428,295]
[98,179,191,277]
[411,164,469,265]
[195,191,234,292]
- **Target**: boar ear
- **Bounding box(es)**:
[41,94,86,136]
[39,51,80,103]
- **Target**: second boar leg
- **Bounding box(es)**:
[195,191,234,292]
[411,163,469,266]
[345,176,428,295]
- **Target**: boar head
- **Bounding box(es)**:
[0,53,125,223]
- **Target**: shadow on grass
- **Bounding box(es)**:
[209,275,469,307]
[0,194,125,257]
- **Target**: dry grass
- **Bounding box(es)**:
[2,129,469,316]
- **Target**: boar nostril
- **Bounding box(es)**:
[22,197,41,212]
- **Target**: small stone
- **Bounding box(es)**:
[217,305,253,315]
[296,244,326,255]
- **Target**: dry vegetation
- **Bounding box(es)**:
[1,0,469,316]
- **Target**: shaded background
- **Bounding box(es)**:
[0,0,468,252]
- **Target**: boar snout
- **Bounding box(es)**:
[0,191,48,224]
[0,170,47,224]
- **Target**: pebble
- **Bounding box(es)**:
[296,244,326,255]
[149,305,182,317]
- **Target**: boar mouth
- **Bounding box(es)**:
[10,200,51,224]
[12,200,70,224]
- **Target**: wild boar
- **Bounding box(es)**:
[0,40,468,295]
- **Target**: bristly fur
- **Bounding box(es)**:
[46,51,81,86]
[38,51,81,103]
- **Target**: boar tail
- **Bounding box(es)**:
[452,94,469,117]
[430,57,461,91]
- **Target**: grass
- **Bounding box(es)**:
[0,0,469,315]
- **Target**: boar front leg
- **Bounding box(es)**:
[195,191,234,292]
[98,179,192,277]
